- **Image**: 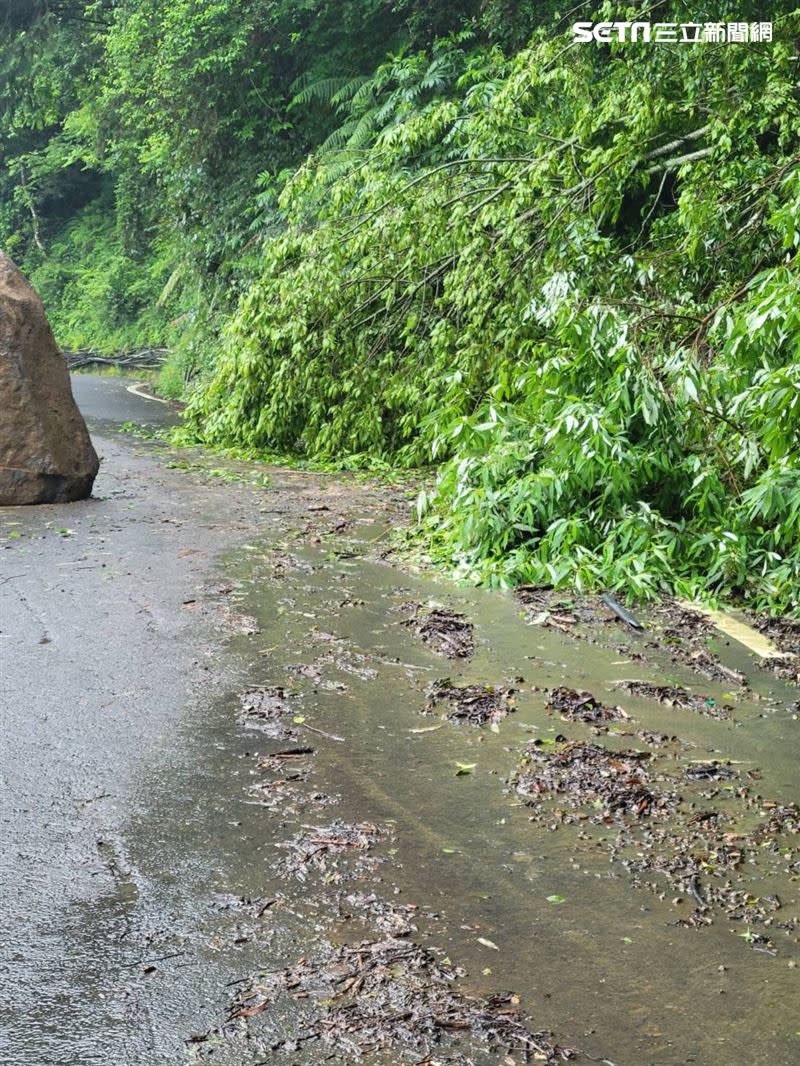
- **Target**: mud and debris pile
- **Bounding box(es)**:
[277,822,386,882]
[513,740,673,820]
[192,605,589,1064]
[187,529,797,1066]
[255,745,315,777]
[342,892,421,937]
[684,761,737,781]
[249,743,330,814]
[624,792,799,935]
[754,616,800,655]
[514,587,612,634]
[229,937,576,1063]
[238,685,297,738]
[511,736,799,946]
[646,602,748,685]
[615,680,732,719]
[425,678,517,726]
[402,604,476,659]
[514,591,752,691]
[545,687,629,725]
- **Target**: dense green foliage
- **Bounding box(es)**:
[2,3,799,613]
[1,0,502,364]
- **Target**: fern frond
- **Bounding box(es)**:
[290,76,353,109]
[330,76,372,110]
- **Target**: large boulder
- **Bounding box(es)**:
[0,252,99,504]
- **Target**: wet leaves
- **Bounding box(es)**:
[248,777,336,814]
[545,687,629,725]
[753,615,800,655]
[343,892,420,937]
[249,737,338,813]
[754,615,800,682]
[633,728,689,750]
[426,678,517,727]
[238,686,297,738]
[510,737,799,945]
[277,822,386,882]
[229,936,574,1063]
[402,604,476,659]
[648,603,747,686]
[256,745,314,772]
[513,740,672,821]
[684,761,738,781]
[514,593,753,693]
[514,587,611,634]
[455,762,477,776]
[623,805,796,937]
[615,680,732,719]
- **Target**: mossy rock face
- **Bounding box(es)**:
[0,252,99,505]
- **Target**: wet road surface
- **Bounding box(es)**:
[1,377,266,1062]
[1,375,797,1065]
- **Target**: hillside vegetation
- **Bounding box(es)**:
[2,3,799,613]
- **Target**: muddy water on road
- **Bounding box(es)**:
[121,523,798,1065]
[4,380,795,1065]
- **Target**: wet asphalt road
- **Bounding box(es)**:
[2,376,798,1066]
[0,378,267,1064]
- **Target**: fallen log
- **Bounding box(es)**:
[64,348,170,371]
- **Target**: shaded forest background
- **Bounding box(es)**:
[2,1,799,613]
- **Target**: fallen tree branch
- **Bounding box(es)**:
[643,125,710,161]
[64,348,170,371]
[644,146,713,176]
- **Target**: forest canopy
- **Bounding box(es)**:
[2,2,799,614]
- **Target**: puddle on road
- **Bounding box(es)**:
[6,391,793,1063]
[113,522,799,1065]
[34,430,793,1066]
